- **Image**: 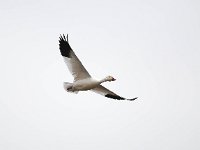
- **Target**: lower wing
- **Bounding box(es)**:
[91,85,137,101]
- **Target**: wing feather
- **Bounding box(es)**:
[59,34,91,81]
[91,85,137,101]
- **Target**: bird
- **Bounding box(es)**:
[59,34,138,101]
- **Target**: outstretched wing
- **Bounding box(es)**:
[91,85,137,101]
[59,34,91,81]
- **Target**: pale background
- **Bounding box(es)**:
[0,0,200,149]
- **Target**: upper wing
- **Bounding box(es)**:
[59,34,91,81]
[91,85,137,101]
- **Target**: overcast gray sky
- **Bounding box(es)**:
[0,0,200,149]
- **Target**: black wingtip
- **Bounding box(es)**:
[105,94,125,100]
[105,94,138,101]
[127,97,138,101]
[59,34,72,58]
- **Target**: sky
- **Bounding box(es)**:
[0,0,200,149]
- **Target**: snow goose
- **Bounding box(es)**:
[59,34,137,101]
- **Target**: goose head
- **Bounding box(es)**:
[104,76,116,82]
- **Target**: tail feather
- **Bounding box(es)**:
[63,82,78,94]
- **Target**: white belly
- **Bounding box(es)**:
[73,78,99,91]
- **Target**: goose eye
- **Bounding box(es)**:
[112,77,116,81]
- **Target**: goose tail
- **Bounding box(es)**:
[63,82,79,94]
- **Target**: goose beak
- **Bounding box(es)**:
[112,78,116,81]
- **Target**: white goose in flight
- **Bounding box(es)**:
[59,34,137,101]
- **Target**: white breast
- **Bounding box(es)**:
[73,78,99,91]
